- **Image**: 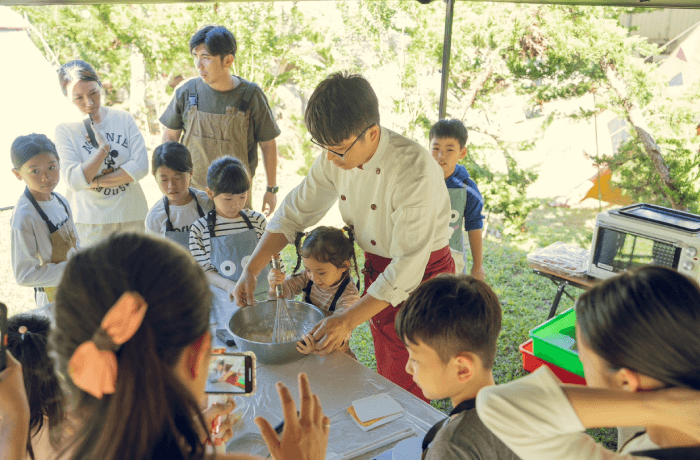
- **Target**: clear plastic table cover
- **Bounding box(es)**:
[222,353,443,459]
[209,287,445,460]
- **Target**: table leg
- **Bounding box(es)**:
[548,280,569,320]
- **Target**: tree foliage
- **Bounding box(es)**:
[13,1,700,230]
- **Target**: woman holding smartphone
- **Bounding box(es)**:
[54,60,148,247]
[14,232,326,460]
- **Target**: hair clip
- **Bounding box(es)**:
[18,325,28,340]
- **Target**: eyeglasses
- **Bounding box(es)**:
[310,124,375,158]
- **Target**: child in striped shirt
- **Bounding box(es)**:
[189,157,266,301]
[268,226,360,359]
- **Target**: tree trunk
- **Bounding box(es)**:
[460,48,499,120]
[601,60,684,210]
[129,45,147,130]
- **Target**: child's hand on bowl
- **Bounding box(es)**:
[296,334,317,354]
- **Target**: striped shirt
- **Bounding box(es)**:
[281,271,360,313]
[189,209,266,273]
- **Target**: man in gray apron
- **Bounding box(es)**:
[160,25,281,215]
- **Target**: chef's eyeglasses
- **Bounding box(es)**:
[310,124,375,158]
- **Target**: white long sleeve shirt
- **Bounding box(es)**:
[267,126,451,306]
[476,367,660,460]
[54,107,149,224]
[146,189,213,235]
[11,192,78,288]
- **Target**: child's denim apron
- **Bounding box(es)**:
[207,209,270,325]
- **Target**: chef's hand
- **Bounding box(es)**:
[310,314,351,356]
[256,373,329,460]
[296,334,317,355]
[234,269,257,307]
[268,268,286,293]
[262,191,277,217]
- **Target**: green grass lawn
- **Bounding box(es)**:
[280,201,617,450]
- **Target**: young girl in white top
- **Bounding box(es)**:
[477,266,700,460]
[54,60,148,247]
[189,157,268,302]
[267,226,361,359]
[10,134,79,307]
[146,142,213,247]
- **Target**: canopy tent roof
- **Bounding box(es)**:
[3,0,700,7]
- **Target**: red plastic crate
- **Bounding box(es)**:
[520,339,586,385]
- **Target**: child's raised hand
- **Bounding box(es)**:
[268,268,286,294]
[296,333,317,354]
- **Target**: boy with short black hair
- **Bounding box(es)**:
[395,274,519,460]
[429,119,485,280]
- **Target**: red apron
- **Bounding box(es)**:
[363,245,455,403]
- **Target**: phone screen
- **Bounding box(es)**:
[0,302,8,372]
[205,352,255,395]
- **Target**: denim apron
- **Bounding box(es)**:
[447,186,468,274]
[207,209,270,324]
[163,188,205,248]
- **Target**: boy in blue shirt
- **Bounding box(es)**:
[429,119,485,280]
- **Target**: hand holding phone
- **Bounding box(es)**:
[202,397,236,447]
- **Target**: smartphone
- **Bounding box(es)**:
[205,351,256,396]
[0,302,7,372]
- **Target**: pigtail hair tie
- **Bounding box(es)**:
[18,326,28,341]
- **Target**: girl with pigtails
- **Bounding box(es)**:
[267,226,361,359]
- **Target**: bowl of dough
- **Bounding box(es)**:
[227,300,325,364]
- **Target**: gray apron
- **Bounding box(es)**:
[448,186,468,274]
[163,188,205,248]
[181,77,255,208]
[207,209,270,323]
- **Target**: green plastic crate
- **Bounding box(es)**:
[529,308,584,378]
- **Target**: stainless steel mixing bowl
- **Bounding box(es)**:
[227,300,325,364]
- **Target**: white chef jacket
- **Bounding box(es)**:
[267,126,451,307]
[477,367,661,460]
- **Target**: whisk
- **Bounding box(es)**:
[271,255,301,343]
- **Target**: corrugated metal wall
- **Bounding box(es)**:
[621,9,700,46]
